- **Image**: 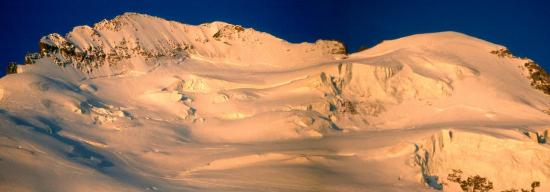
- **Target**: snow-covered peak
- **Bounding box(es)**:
[352,31,502,57]
[36,13,346,73]
[3,13,550,192]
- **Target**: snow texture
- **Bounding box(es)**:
[1,13,550,192]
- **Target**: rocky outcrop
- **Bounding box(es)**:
[6,62,17,74]
[491,48,550,95]
[24,53,40,64]
[524,129,548,144]
[490,48,515,58]
[36,32,190,73]
[212,24,245,40]
[523,61,550,95]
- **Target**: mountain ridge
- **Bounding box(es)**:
[27,12,346,74]
[1,13,550,192]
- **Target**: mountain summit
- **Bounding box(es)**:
[34,12,346,74]
[1,13,550,191]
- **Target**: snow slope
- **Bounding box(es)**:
[1,13,549,191]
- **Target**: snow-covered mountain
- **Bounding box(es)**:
[33,13,346,74]
[1,13,549,192]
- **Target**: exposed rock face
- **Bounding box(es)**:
[490,48,515,58]
[524,129,548,144]
[212,24,245,40]
[6,62,17,74]
[523,61,550,95]
[491,48,550,95]
[24,53,40,64]
[37,30,188,73]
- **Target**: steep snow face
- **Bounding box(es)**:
[343,32,549,127]
[36,13,346,74]
[414,129,550,191]
[2,13,550,191]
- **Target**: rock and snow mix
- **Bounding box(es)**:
[1,13,550,191]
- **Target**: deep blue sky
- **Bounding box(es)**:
[1,0,549,76]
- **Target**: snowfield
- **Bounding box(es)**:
[1,13,549,192]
